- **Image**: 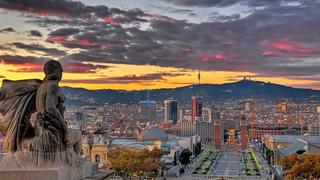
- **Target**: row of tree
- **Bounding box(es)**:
[108,147,165,177]
[279,154,320,179]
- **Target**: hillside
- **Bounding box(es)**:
[62,80,320,105]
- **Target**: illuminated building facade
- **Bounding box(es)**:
[191,96,202,122]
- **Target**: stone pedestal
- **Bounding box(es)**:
[0,168,59,180]
[0,161,95,180]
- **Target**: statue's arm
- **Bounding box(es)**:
[46,84,66,130]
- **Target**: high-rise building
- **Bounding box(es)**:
[180,119,194,137]
[179,119,214,143]
[164,99,178,124]
[139,100,157,122]
[195,121,214,143]
[192,96,202,122]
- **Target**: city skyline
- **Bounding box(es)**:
[1,0,320,90]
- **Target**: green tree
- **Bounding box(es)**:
[108,147,164,177]
[180,149,192,165]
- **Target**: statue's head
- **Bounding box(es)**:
[43,60,63,81]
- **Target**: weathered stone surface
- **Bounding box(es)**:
[0,60,82,168]
[0,168,59,180]
[81,170,115,180]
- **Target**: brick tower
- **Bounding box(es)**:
[214,112,222,150]
[240,115,248,151]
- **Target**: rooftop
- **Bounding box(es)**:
[279,139,320,156]
[270,135,320,143]
[139,128,168,141]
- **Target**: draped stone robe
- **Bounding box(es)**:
[0,79,42,153]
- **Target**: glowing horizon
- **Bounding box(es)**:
[1,0,320,90]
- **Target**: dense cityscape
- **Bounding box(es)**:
[1,0,320,179]
[55,78,320,179]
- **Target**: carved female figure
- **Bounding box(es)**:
[0,60,81,167]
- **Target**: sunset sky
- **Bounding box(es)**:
[1,0,320,90]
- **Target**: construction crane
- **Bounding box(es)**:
[247,99,255,129]
[198,65,201,85]
[250,109,255,130]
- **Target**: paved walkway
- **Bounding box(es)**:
[209,150,242,176]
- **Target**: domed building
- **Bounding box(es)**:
[137,128,168,141]
[108,127,201,169]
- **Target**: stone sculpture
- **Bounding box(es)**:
[0,60,82,168]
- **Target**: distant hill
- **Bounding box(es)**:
[62,80,320,105]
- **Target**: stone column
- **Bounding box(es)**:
[214,118,222,150]
[240,115,248,151]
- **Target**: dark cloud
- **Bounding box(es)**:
[0,55,107,73]
[0,0,146,25]
[0,45,15,52]
[30,30,42,37]
[26,17,90,27]
[0,0,102,17]
[47,36,104,49]
[48,28,80,37]
[62,72,188,84]
[0,55,45,65]
[162,0,307,7]
[51,2,320,83]
[2,0,320,86]
[46,26,128,50]
[0,55,47,72]
[12,42,66,56]
[0,27,15,33]
[60,61,108,74]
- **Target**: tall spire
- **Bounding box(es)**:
[198,65,201,85]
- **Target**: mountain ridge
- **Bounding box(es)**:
[62,80,320,105]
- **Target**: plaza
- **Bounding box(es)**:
[210,149,242,176]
